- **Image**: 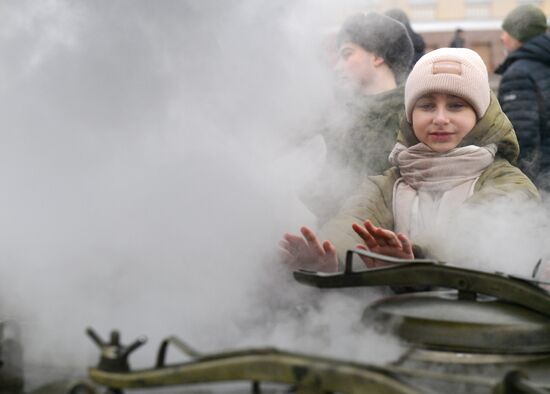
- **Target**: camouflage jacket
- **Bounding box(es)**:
[304,86,405,223]
[323,85,405,175]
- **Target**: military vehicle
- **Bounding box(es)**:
[6,249,550,393]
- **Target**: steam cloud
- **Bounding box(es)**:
[0,0,402,387]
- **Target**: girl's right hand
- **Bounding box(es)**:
[279,226,339,273]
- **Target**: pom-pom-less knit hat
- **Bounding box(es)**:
[404,48,490,122]
[502,4,547,43]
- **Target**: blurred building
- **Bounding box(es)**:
[338,0,550,75]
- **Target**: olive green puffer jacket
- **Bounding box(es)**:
[319,93,540,263]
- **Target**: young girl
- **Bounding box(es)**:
[281,48,540,272]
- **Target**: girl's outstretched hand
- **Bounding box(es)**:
[279,226,338,273]
[352,220,414,268]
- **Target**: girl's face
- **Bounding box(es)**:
[412,93,477,153]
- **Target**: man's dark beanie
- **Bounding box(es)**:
[502,4,547,43]
[336,12,414,83]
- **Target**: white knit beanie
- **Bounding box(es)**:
[404,48,490,122]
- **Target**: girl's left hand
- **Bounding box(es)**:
[352,220,414,268]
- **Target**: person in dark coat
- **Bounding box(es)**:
[449,28,465,48]
[384,8,426,66]
[495,4,550,191]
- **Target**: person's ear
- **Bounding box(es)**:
[372,55,385,67]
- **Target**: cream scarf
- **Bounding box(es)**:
[389,142,497,239]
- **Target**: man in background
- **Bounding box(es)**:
[496,4,550,191]
[449,28,465,48]
[304,12,413,223]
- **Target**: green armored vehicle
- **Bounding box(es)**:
[10,249,550,393]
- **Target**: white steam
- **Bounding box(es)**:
[421,196,550,277]
[0,0,401,388]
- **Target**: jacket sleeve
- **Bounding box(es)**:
[498,68,542,179]
[318,172,395,264]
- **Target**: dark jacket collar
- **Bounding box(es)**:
[495,32,550,75]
